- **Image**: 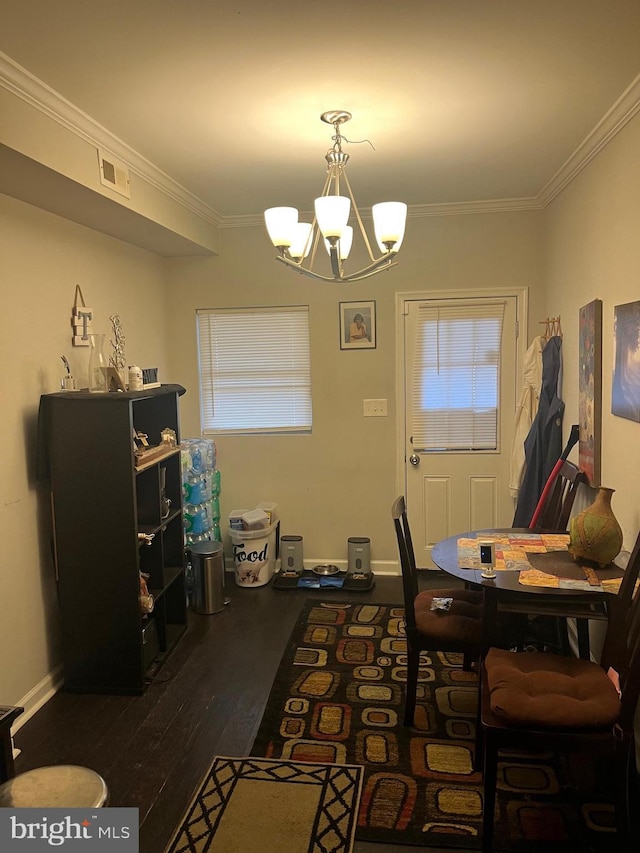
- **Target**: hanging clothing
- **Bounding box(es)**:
[513,335,564,527]
[509,335,544,498]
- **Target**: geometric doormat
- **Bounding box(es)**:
[165,755,363,853]
[251,601,619,850]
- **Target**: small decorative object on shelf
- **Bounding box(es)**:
[60,355,76,390]
[139,572,154,614]
[133,429,149,450]
[88,333,109,392]
[568,487,623,567]
[161,428,177,447]
[142,367,160,389]
[109,314,126,388]
[128,365,143,391]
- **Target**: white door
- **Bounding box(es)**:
[402,292,522,568]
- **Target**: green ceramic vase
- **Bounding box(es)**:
[568,487,623,568]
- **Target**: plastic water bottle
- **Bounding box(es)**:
[183,504,213,536]
[184,473,209,506]
[211,494,221,522]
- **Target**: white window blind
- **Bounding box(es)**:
[411,301,505,451]
[197,306,312,434]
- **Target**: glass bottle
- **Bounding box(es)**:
[88,333,109,392]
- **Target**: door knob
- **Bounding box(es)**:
[409,453,420,467]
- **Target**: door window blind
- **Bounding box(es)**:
[197,306,312,434]
[411,301,505,451]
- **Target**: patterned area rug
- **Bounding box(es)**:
[251,600,618,850]
[166,755,362,853]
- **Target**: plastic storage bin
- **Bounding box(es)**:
[229,520,278,587]
[241,508,269,530]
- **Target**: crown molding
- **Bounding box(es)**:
[408,196,543,217]
[0,51,222,228]
[537,71,640,207]
[220,195,543,230]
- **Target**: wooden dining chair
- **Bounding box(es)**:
[521,460,596,656]
[529,459,587,531]
[477,529,640,852]
[392,496,485,726]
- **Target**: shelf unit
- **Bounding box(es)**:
[39,384,188,694]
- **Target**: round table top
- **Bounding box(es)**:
[0,765,108,808]
[431,528,623,599]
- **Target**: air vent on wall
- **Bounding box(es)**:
[98,148,131,198]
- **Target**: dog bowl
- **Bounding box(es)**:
[312,564,340,576]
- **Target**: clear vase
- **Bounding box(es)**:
[88,333,109,392]
[568,487,623,567]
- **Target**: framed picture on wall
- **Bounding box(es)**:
[578,299,602,486]
[612,299,640,423]
[339,301,376,350]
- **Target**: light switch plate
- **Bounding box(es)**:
[363,399,388,417]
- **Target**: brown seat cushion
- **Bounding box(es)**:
[413,588,484,645]
[485,646,621,728]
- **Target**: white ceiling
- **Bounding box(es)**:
[2,0,640,219]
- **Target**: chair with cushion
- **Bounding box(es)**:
[477,529,640,852]
[392,496,485,726]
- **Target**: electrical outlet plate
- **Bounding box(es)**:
[363,399,387,417]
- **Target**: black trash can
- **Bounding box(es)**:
[189,541,227,614]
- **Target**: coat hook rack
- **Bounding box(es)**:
[540,315,562,339]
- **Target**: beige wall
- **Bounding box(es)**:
[543,110,640,545]
[166,210,543,567]
[0,194,170,713]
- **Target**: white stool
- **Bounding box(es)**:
[0,765,109,807]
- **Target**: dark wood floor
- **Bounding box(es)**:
[13,572,466,853]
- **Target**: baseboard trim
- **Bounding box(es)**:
[13,667,64,732]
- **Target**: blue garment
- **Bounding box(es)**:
[512,336,564,527]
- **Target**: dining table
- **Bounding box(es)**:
[431,528,624,659]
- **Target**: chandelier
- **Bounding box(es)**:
[264,111,407,283]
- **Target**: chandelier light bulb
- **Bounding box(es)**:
[324,225,353,260]
[264,206,298,248]
[288,222,314,260]
[372,202,407,253]
[314,196,351,239]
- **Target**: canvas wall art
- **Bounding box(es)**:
[612,299,640,423]
[578,299,602,486]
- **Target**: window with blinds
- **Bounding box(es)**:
[411,302,505,451]
[197,306,312,434]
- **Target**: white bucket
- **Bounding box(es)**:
[229,521,278,587]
